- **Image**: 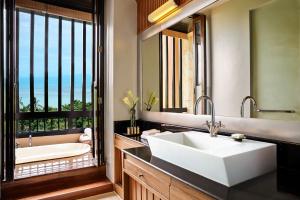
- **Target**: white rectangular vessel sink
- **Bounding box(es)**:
[147,131,276,187]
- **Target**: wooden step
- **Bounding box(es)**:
[19,179,113,200]
[2,166,113,200]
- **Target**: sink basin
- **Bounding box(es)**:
[147,131,276,187]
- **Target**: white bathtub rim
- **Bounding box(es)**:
[15,143,91,164]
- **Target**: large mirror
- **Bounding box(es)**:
[141,0,300,121]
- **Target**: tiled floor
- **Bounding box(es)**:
[15,153,95,179]
[79,192,121,200]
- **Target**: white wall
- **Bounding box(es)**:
[104,0,114,182]
[113,0,138,121]
[104,0,137,181]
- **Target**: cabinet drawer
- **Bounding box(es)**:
[170,178,215,200]
[123,154,170,199]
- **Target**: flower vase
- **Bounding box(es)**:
[130,108,136,128]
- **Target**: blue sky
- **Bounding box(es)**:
[18,12,92,109]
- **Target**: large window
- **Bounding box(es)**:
[16,9,93,137]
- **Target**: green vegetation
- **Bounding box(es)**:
[17,98,93,134]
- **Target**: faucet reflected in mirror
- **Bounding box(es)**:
[194,95,224,137]
[240,96,258,118]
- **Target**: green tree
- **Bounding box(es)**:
[17,98,93,134]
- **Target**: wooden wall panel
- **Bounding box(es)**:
[16,0,92,21]
[137,0,193,33]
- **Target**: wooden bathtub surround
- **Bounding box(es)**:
[3,166,113,200]
[114,134,145,198]
[114,134,214,200]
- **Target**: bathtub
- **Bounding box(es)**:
[15,143,91,164]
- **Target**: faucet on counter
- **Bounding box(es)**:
[194,95,224,137]
[29,134,32,147]
[240,96,258,117]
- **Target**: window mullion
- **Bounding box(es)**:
[165,36,169,109]
[83,22,86,111]
[44,15,48,112]
[179,39,183,108]
[16,10,19,113]
[30,12,34,113]
[71,20,75,112]
[58,17,62,112]
[159,33,163,112]
[67,19,75,130]
[172,37,175,108]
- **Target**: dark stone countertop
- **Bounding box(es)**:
[123,146,300,200]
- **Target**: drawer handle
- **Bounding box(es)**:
[138,173,144,178]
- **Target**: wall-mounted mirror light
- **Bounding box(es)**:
[148,0,179,23]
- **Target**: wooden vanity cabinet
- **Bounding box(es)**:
[123,154,170,200]
[114,134,215,200]
[122,153,215,200]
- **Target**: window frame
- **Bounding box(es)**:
[159,15,208,114]
[16,8,94,138]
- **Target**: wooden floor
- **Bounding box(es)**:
[79,192,121,200]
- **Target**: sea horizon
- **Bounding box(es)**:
[19,75,92,108]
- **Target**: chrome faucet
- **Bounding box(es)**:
[240,96,258,117]
[29,134,32,147]
[194,95,223,137]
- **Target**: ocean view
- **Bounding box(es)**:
[19,75,92,108]
[18,11,93,109]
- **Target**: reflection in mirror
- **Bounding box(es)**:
[142,0,300,122]
[251,0,300,121]
[142,34,160,112]
[142,15,208,114]
[161,28,194,113]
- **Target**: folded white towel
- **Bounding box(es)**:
[79,128,92,142]
[141,129,160,139]
[79,134,91,142]
[84,128,92,138]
